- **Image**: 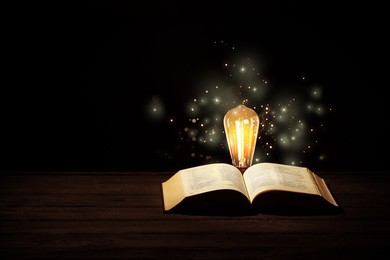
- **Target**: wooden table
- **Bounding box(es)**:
[1,171,389,259]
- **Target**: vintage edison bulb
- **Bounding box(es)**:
[223,104,260,173]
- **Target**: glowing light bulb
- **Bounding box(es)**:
[223,104,260,173]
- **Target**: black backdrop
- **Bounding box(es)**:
[1,1,388,172]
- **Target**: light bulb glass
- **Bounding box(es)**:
[223,104,260,172]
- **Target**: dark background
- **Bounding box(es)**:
[1,1,388,172]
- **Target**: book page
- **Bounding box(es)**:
[312,172,339,207]
[243,163,320,202]
[162,171,186,211]
[179,163,249,199]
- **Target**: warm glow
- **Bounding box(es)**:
[224,104,260,172]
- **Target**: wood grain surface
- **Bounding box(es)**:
[1,172,389,259]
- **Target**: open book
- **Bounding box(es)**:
[161,162,340,215]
